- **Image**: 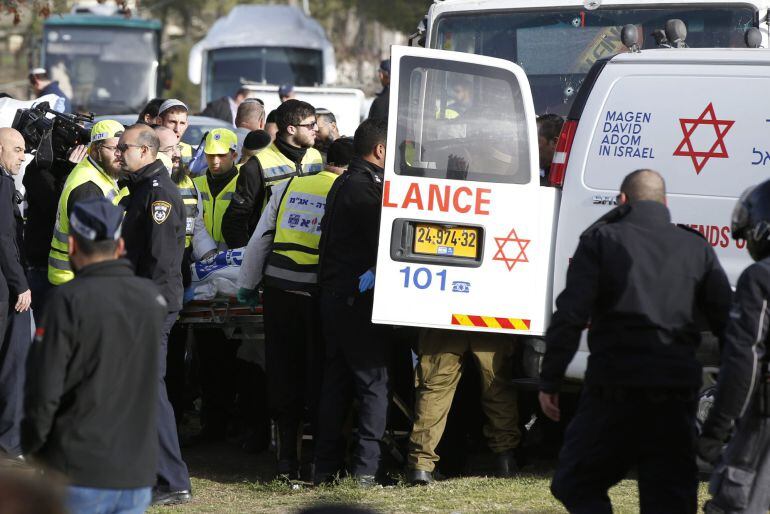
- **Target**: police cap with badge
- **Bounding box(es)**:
[69,197,125,242]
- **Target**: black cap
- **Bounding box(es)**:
[326,137,354,167]
[379,59,391,73]
[69,198,125,241]
[243,129,272,151]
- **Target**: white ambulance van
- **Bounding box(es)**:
[372,42,769,387]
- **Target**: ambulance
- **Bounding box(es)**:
[415,0,770,116]
[372,39,770,386]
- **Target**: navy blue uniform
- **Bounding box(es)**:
[541,201,732,514]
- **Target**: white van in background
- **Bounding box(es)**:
[372,40,769,387]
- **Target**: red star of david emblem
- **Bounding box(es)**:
[673,103,735,175]
[493,228,530,271]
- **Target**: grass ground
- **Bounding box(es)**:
[149,441,711,514]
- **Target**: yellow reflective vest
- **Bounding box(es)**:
[193,166,240,245]
[256,143,324,187]
[177,175,198,249]
[264,170,338,291]
[48,157,120,285]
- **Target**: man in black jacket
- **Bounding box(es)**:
[200,87,249,126]
[23,198,165,514]
[368,60,390,122]
[697,179,770,513]
[221,99,323,249]
[540,169,732,514]
[116,124,191,505]
[0,128,32,458]
[312,118,389,486]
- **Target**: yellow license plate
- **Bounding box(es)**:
[413,224,479,259]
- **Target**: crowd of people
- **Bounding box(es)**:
[0,56,769,514]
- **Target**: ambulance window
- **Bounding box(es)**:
[394,56,531,184]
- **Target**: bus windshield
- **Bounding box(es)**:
[207,47,324,103]
[44,26,159,114]
[434,6,756,115]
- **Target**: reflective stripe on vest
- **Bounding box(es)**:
[256,143,324,187]
[48,157,120,285]
[265,170,338,287]
[178,176,198,248]
[193,168,239,245]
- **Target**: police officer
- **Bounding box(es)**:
[221,99,323,249]
[23,198,165,514]
[186,128,241,444]
[116,124,191,505]
[312,119,388,487]
[0,128,32,458]
[48,120,125,286]
[157,99,193,163]
[540,169,732,514]
[237,137,354,479]
[697,179,770,513]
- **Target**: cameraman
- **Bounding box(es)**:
[24,144,87,319]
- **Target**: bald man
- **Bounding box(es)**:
[0,128,32,457]
[540,169,732,514]
[117,125,191,504]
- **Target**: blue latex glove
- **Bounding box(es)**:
[237,287,260,307]
[358,270,375,293]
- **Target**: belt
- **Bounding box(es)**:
[585,385,698,403]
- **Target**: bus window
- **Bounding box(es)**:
[395,56,531,185]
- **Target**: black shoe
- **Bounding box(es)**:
[151,488,192,506]
[495,450,519,478]
[407,469,434,486]
[353,474,379,488]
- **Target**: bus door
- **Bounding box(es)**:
[372,45,553,335]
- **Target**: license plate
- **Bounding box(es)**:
[413,224,479,259]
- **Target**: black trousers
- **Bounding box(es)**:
[195,328,237,435]
[0,306,30,457]
[263,287,323,441]
[313,290,389,477]
[551,387,698,514]
[157,311,190,491]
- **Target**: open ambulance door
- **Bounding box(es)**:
[372,45,556,335]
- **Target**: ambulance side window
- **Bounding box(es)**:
[395,56,531,185]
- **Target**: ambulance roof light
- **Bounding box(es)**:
[620,24,640,53]
[665,19,688,48]
[745,27,762,48]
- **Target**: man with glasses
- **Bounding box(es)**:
[116,124,191,506]
[48,120,125,286]
[221,99,323,249]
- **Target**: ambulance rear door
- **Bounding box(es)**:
[372,45,556,335]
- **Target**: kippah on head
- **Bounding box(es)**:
[620,169,666,204]
[70,197,125,242]
[243,130,272,151]
[158,99,188,116]
[327,137,354,167]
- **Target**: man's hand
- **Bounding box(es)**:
[237,287,260,307]
[15,290,31,312]
[539,391,561,422]
[358,269,375,293]
[67,145,88,164]
[200,250,217,264]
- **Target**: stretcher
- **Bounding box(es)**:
[177,296,264,341]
